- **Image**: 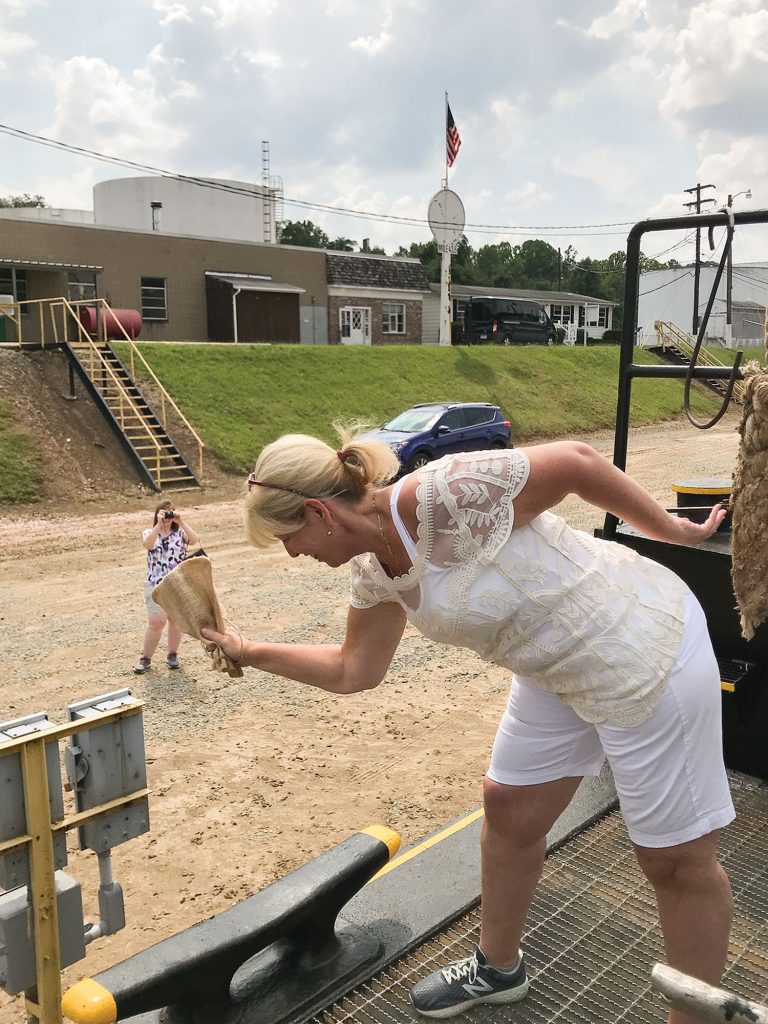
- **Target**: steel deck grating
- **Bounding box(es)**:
[310,775,768,1023]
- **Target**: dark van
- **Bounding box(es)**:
[463,297,558,346]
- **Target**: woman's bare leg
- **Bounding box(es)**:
[166,619,182,656]
[635,831,733,1024]
[479,775,584,965]
[141,611,167,659]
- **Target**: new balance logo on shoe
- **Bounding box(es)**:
[462,977,494,998]
[411,947,529,1018]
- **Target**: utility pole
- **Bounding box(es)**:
[725,189,752,346]
[683,183,716,335]
[557,248,562,290]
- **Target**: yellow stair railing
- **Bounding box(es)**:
[8,297,204,484]
[653,320,746,404]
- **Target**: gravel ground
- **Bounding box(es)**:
[0,413,742,1021]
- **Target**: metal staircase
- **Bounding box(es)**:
[66,338,200,491]
[9,297,204,492]
[649,321,746,404]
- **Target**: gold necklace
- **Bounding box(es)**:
[371,489,399,574]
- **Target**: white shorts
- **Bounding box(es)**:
[144,582,166,617]
[487,593,736,848]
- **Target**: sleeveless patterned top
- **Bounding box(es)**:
[349,449,689,726]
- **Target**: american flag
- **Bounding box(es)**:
[446,103,462,168]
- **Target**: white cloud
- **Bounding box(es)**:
[659,0,768,127]
[503,182,554,209]
[490,98,522,142]
[588,0,644,40]
[350,29,393,55]
[243,48,283,69]
[0,29,34,69]
[46,51,192,163]
[149,1,193,26]
[35,164,100,210]
[0,0,43,13]
[555,145,647,202]
[349,2,395,55]
[696,133,768,240]
[2,0,768,260]
[201,0,278,26]
[551,86,589,111]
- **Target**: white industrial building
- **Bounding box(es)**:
[637,263,768,348]
[93,176,278,243]
[0,175,279,244]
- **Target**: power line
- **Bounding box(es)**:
[639,270,694,296]
[0,121,635,237]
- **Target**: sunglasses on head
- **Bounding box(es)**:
[246,473,313,498]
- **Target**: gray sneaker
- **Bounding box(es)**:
[411,947,528,1018]
[133,656,151,675]
[166,652,180,670]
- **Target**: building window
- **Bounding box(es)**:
[382,302,405,334]
[550,304,574,325]
[598,306,609,328]
[141,277,168,321]
[0,268,28,304]
[67,271,97,304]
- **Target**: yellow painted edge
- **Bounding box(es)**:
[369,808,485,883]
[61,978,117,1024]
[721,681,736,693]
[360,824,401,859]
[671,484,732,495]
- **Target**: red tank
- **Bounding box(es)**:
[78,306,142,340]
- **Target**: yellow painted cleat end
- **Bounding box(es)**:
[361,824,401,859]
[61,978,117,1024]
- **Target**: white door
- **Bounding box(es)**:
[340,307,371,345]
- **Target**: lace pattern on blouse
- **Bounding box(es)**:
[348,449,688,726]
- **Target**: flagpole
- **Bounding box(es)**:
[439,91,450,345]
[444,91,449,186]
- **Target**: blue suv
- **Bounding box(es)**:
[361,402,512,474]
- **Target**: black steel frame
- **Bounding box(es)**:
[604,207,768,540]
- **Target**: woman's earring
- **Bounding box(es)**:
[327,530,332,536]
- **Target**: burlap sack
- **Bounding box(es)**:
[152,556,244,677]
[731,362,768,640]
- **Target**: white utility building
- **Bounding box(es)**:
[638,263,768,348]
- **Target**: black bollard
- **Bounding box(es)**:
[61,825,399,1024]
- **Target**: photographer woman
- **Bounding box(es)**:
[134,500,200,674]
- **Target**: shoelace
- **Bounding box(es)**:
[441,953,479,984]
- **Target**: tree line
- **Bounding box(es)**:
[280,220,686,330]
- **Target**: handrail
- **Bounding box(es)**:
[69,299,205,480]
[6,296,204,482]
[654,321,746,403]
[49,300,167,482]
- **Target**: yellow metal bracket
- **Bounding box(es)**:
[0,702,146,1024]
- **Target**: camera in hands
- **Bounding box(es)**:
[163,510,176,520]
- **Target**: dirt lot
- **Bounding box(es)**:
[0,412,742,1021]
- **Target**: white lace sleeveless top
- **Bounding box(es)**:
[349,449,689,726]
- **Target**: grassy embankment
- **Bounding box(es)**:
[0,344,725,502]
[113,343,722,473]
[0,399,42,502]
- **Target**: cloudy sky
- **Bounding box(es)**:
[1,0,766,263]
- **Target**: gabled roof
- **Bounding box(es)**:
[435,283,618,306]
[327,253,430,291]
